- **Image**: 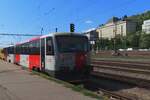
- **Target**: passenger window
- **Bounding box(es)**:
[46,37,54,55]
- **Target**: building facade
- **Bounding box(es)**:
[142,19,150,34]
[96,17,137,39]
[84,29,99,44]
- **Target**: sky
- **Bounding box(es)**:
[0,0,150,47]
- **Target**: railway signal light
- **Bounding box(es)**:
[70,23,75,32]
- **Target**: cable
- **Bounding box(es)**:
[74,0,138,24]
[0,33,41,36]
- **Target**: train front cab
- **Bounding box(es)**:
[50,34,91,80]
[43,33,91,81]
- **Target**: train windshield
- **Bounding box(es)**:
[56,36,89,53]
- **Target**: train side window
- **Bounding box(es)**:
[8,46,14,54]
[24,43,27,54]
[29,42,33,54]
[36,40,40,54]
[18,45,20,54]
[29,40,40,55]
[23,43,28,54]
[15,46,18,54]
[33,40,40,55]
[21,44,24,54]
[46,37,54,55]
[32,41,35,54]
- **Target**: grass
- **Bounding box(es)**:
[31,71,104,100]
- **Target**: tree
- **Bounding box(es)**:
[140,33,150,48]
[126,31,141,49]
[122,15,128,21]
[127,10,150,31]
[95,38,110,50]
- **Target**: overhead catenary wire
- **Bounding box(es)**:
[0,33,42,36]
[74,0,138,24]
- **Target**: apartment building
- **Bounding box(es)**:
[96,17,137,39]
[142,19,150,34]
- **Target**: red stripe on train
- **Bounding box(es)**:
[75,53,86,70]
[29,55,40,70]
[15,54,20,64]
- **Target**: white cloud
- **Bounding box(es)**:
[85,20,93,24]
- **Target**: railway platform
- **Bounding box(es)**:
[0,60,96,100]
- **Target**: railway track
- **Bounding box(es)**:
[97,88,135,100]
[82,78,138,100]
[92,59,150,64]
[72,80,136,100]
[91,64,150,75]
[91,59,150,88]
[91,71,150,88]
[92,59,150,70]
[88,72,150,100]
[69,59,150,100]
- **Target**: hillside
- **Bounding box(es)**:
[127,10,150,31]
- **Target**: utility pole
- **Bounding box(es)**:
[41,27,44,35]
[55,28,58,33]
[113,22,117,53]
[121,26,124,49]
[124,33,128,56]
[100,30,102,51]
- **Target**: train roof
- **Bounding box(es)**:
[6,32,85,47]
[16,36,41,46]
[40,33,54,38]
[40,32,84,38]
[54,32,83,36]
[3,45,14,49]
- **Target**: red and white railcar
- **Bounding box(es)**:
[4,33,91,80]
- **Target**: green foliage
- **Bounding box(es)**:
[125,10,150,48]
[126,31,141,48]
[127,10,150,31]
[95,38,110,50]
[94,31,150,50]
[95,36,124,50]
[139,33,150,48]
[93,11,150,50]
[122,15,128,21]
[115,34,123,49]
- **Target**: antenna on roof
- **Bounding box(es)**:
[55,28,58,33]
[41,27,44,35]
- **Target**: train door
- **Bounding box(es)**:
[40,38,45,70]
[45,37,55,73]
